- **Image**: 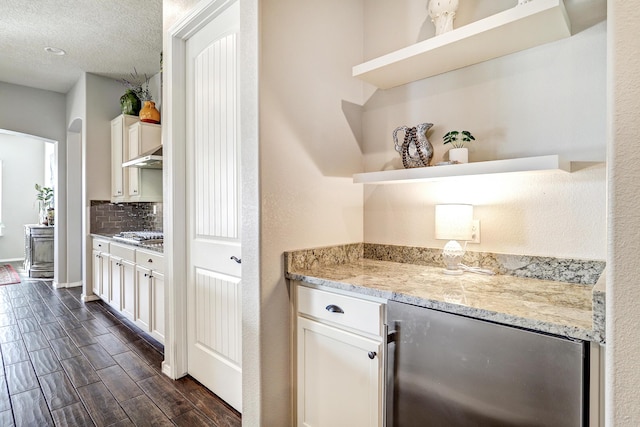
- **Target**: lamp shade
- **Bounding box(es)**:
[435,204,473,241]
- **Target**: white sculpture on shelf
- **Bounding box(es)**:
[428,0,460,36]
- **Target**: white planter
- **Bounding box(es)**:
[448,147,468,164]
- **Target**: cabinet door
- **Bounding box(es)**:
[150,271,164,343]
[121,260,136,321]
[109,257,122,310]
[111,118,124,199]
[297,316,382,427]
[127,125,141,197]
[100,254,111,302]
[92,250,102,296]
[135,266,151,332]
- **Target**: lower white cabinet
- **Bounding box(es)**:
[135,266,165,343]
[91,237,164,344]
[120,259,136,321]
[295,284,384,427]
[135,265,152,332]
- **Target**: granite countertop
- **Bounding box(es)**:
[286,246,604,343]
[90,233,164,253]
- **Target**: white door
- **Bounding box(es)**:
[185,1,242,412]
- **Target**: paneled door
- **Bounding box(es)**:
[185,0,242,412]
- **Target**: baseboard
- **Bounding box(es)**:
[0,258,23,263]
[161,361,173,378]
[81,294,101,302]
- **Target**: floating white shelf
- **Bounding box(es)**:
[353,155,571,184]
[353,0,571,89]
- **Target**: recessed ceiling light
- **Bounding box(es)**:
[44,46,66,56]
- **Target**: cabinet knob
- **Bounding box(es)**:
[325,304,344,314]
[144,273,148,277]
[368,351,377,360]
[148,259,153,263]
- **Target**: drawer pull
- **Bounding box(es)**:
[325,304,344,314]
[368,351,377,360]
[230,256,242,264]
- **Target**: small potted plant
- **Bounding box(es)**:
[443,130,476,164]
[35,184,54,225]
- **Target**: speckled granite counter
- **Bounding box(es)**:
[285,244,605,343]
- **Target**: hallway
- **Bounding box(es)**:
[0,265,241,426]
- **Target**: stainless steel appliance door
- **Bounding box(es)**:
[386,300,587,427]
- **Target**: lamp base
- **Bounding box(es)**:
[442,239,466,275]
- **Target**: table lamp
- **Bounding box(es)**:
[435,204,473,275]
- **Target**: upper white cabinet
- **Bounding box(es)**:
[111,115,163,202]
[353,0,571,89]
[111,114,139,202]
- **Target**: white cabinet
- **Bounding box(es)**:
[111,114,139,202]
[135,265,152,332]
[90,237,164,344]
[111,115,162,203]
[126,122,163,200]
[295,284,384,427]
[136,250,164,343]
[108,243,136,314]
[121,259,136,321]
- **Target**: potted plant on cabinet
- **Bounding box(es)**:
[120,69,160,123]
[35,184,54,226]
[443,130,476,164]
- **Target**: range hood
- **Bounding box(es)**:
[122,146,163,169]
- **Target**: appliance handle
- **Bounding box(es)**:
[386,323,397,427]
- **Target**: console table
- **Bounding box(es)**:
[24,225,54,278]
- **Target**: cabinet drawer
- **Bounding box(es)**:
[109,243,135,261]
[136,250,163,273]
[297,286,383,337]
[92,239,110,251]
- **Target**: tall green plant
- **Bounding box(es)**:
[35,184,54,211]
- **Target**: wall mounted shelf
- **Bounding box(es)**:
[353,155,571,184]
[353,0,571,89]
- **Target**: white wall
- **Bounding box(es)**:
[607,1,640,424]
[0,133,45,260]
[68,73,129,295]
[0,81,68,283]
[361,2,607,260]
[259,1,365,425]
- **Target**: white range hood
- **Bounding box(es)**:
[122,146,163,169]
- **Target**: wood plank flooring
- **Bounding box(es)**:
[1,264,241,427]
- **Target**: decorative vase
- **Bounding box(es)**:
[139,101,160,124]
[393,123,434,168]
[120,90,141,116]
[448,147,468,164]
[428,0,460,36]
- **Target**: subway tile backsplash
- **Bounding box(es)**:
[90,200,162,235]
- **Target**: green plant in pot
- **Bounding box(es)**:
[119,68,152,116]
[443,130,476,164]
[35,184,54,225]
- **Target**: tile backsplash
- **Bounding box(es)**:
[90,200,162,235]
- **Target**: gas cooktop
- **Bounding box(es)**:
[112,231,164,247]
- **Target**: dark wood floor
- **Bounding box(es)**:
[1,263,241,427]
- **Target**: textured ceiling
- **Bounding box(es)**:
[0,0,162,94]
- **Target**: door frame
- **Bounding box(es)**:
[162,0,240,380]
